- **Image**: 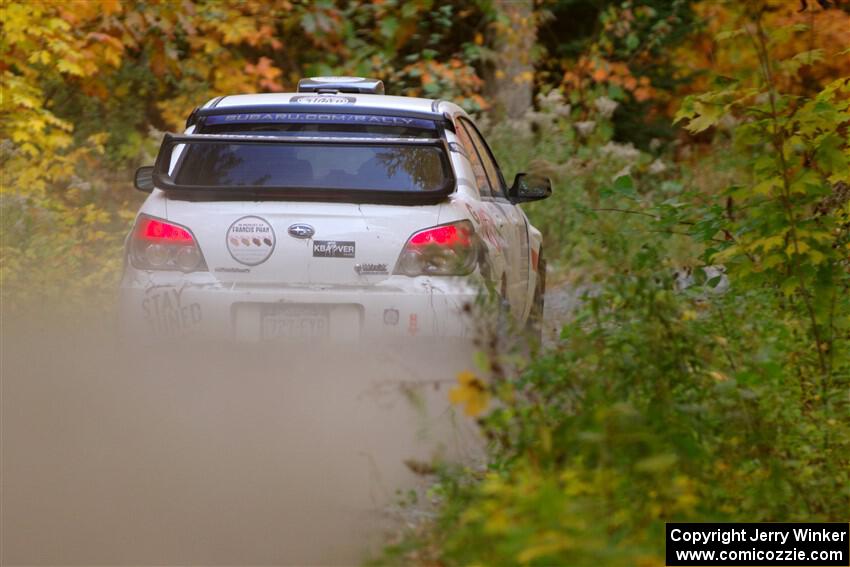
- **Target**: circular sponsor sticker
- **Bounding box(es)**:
[226,216,275,266]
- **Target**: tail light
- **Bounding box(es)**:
[394,220,478,276]
[129,214,207,272]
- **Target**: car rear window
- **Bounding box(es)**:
[173,142,448,193]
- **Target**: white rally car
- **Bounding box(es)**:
[121,77,551,341]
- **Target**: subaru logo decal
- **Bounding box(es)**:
[288,223,315,239]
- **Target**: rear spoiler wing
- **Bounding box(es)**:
[152,133,457,205]
[188,102,456,133]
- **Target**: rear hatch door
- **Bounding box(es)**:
[168,199,442,286]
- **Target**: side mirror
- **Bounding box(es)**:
[509,173,552,203]
[134,166,155,193]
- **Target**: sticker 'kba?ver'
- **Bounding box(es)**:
[313,240,355,258]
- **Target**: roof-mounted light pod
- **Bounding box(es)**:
[296,76,385,95]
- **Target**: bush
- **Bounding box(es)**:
[374,10,850,565]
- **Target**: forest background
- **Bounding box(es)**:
[2,0,849,565]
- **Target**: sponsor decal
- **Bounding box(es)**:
[383,309,400,326]
[214,267,250,273]
[289,95,355,104]
[408,313,418,336]
[313,240,355,258]
[142,287,202,336]
[204,112,435,129]
[288,223,315,239]
[226,216,275,266]
[354,263,388,275]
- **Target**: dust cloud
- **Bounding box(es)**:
[1,305,482,565]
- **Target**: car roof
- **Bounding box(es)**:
[211,93,437,113]
[193,92,467,124]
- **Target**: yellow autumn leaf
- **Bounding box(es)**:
[786,241,810,255]
[449,370,490,417]
[749,234,785,253]
[685,100,723,133]
[781,277,800,296]
[753,176,782,195]
[808,249,826,264]
[710,245,740,264]
[681,309,698,321]
[516,535,572,564]
[56,58,84,76]
[760,254,786,270]
[709,370,730,382]
[483,510,511,535]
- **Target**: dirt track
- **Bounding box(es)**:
[1,314,481,565]
[1,285,576,565]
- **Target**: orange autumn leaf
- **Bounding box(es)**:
[634,86,653,102]
[100,0,122,16]
[245,56,283,91]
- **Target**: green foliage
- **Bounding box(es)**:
[537,0,701,147]
[676,15,850,391]
[481,88,701,289]
[1,193,134,310]
[377,139,849,567]
[375,8,850,566]
[417,276,849,566]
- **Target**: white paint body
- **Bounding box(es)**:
[119,92,544,340]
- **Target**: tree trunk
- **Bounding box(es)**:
[483,0,536,120]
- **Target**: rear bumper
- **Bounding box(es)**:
[119,269,480,341]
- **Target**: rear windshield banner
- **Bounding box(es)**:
[204,113,436,130]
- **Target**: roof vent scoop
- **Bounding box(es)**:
[297,76,385,95]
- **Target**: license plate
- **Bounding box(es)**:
[261,305,329,340]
